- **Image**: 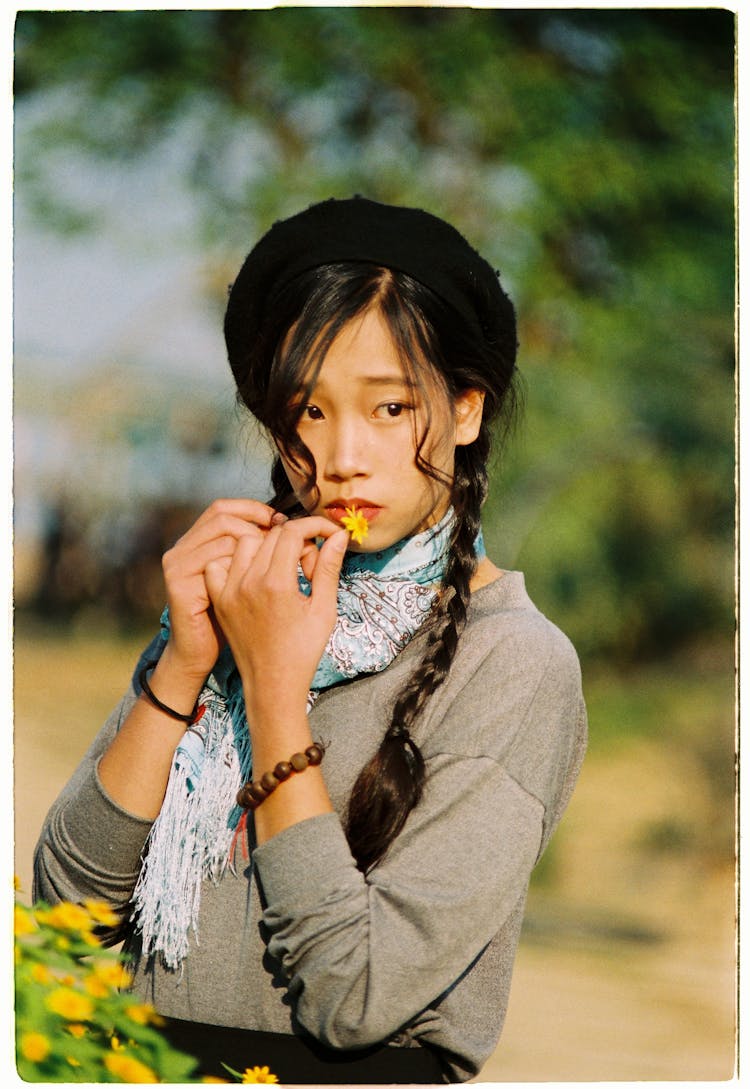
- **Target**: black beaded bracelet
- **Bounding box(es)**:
[138,661,201,725]
[236,743,325,811]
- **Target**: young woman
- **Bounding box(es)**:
[33,197,587,1084]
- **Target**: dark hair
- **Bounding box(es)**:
[234,262,518,872]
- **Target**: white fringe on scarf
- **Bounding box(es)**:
[131,682,252,970]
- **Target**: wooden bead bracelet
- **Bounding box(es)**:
[236,743,325,811]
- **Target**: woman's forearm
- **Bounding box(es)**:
[243,692,334,846]
[98,497,282,818]
[98,649,207,819]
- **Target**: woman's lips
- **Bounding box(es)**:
[325,502,382,526]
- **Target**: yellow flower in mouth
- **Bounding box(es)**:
[341,506,369,545]
[240,1066,279,1084]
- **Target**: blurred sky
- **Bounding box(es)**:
[12,85,277,541]
[13,106,227,385]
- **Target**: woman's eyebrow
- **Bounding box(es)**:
[360,374,417,389]
[309,372,417,396]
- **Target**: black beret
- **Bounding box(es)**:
[224,196,516,384]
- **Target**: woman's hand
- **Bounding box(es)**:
[204,517,349,723]
[98,498,286,819]
[159,498,282,684]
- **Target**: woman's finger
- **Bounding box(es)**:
[168,500,276,565]
[165,533,246,581]
[310,531,349,607]
[299,544,319,584]
[241,523,290,587]
[253,518,345,590]
[173,513,268,557]
[191,498,277,532]
[221,531,273,595]
[204,554,233,602]
[287,514,350,541]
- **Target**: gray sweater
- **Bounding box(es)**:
[33,572,587,1082]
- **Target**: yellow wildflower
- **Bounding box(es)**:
[38,901,94,932]
[83,975,109,998]
[91,959,133,990]
[30,962,53,985]
[124,1002,163,1026]
[46,986,94,1021]
[241,1066,279,1084]
[19,1032,51,1062]
[83,899,120,927]
[14,904,36,936]
[66,1024,87,1038]
[104,1051,159,1083]
[341,506,369,545]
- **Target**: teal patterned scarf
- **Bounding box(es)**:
[132,509,484,969]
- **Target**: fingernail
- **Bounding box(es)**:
[271,512,289,525]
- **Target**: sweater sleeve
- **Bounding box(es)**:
[32,644,160,916]
[252,627,586,1050]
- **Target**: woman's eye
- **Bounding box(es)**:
[299,404,324,421]
[374,402,411,419]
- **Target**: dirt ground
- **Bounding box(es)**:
[13,623,737,1083]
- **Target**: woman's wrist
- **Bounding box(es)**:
[243,686,312,737]
[244,691,316,767]
[144,648,208,718]
[237,742,325,810]
[242,694,332,843]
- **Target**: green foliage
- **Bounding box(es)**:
[584,645,735,862]
[13,8,735,664]
[14,896,198,1082]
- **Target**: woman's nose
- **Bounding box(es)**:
[323,420,369,481]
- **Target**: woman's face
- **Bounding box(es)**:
[279,307,484,552]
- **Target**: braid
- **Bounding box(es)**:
[269,456,306,515]
[345,442,488,873]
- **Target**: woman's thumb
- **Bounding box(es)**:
[311,530,349,598]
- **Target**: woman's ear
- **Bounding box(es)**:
[454,389,485,446]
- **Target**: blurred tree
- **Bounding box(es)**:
[13,7,735,663]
